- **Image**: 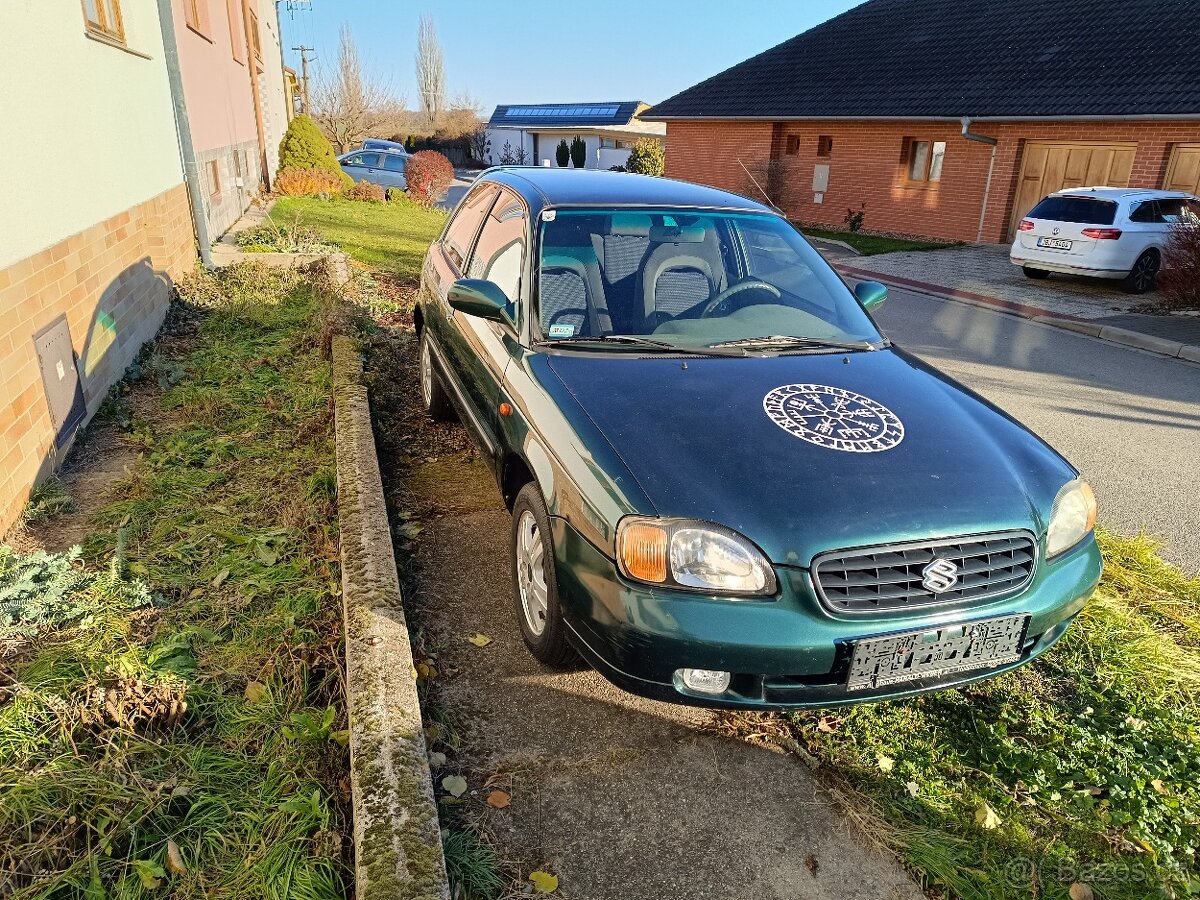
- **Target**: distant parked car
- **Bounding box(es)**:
[1010,187,1200,293]
[362,138,410,154]
[338,149,407,191]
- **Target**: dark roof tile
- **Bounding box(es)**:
[645,0,1200,119]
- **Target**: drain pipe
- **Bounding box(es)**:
[156,0,214,268]
[961,117,998,244]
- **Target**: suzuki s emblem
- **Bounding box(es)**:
[1052,227,1061,235]
[921,558,959,593]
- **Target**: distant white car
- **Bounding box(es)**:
[1009,187,1200,293]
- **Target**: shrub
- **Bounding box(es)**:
[844,202,867,233]
[625,139,665,176]
[274,167,346,198]
[345,179,386,202]
[570,135,586,169]
[1158,220,1200,309]
[277,115,352,189]
[405,150,454,208]
[233,215,340,253]
[555,139,570,168]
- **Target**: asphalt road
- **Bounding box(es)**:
[873,286,1200,573]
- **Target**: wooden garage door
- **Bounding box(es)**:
[1164,144,1200,193]
[1008,141,1136,237]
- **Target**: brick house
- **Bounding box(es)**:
[643,0,1200,244]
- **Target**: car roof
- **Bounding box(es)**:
[475,167,774,214]
[339,148,408,158]
[1048,186,1196,201]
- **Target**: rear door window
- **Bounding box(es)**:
[467,187,527,309]
[381,154,406,172]
[1028,196,1117,225]
[443,185,498,271]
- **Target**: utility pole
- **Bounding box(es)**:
[292,46,314,115]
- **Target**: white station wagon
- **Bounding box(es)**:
[1010,187,1200,293]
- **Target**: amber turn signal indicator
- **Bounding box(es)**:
[617,521,668,583]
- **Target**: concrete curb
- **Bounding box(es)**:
[332,335,450,900]
[836,263,1200,363]
[805,234,861,255]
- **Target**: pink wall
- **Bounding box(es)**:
[174,0,258,154]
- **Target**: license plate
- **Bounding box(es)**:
[846,614,1029,692]
[1037,237,1073,250]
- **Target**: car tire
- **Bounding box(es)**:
[511,483,579,669]
[1121,249,1161,294]
[1022,266,1051,280]
[418,329,455,422]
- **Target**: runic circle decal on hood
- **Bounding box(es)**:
[763,383,904,453]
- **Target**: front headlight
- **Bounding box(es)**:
[616,517,777,596]
[1046,478,1098,558]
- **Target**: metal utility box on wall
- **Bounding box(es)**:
[33,316,87,447]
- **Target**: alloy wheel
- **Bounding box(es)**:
[419,337,433,409]
[516,510,548,636]
[1131,251,1160,293]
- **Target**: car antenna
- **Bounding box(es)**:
[738,158,777,209]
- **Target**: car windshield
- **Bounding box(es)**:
[535,208,883,350]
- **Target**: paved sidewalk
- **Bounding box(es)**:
[834,244,1200,361]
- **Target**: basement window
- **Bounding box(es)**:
[817,135,833,157]
[905,139,946,182]
[208,160,222,200]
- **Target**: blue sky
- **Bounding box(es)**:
[279,0,862,113]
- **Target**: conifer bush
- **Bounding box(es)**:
[277,115,352,189]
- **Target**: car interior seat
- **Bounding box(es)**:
[538,217,612,337]
[636,221,727,329]
[590,213,653,334]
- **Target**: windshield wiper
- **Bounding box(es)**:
[709,334,884,352]
[535,334,747,357]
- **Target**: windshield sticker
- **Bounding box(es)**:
[548,323,575,338]
[541,209,557,222]
[763,384,904,453]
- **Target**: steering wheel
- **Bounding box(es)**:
[701,278,781,317]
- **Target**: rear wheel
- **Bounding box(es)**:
[418,330,455,422]
[1122,249,1160,294]
[511,483,578,669]
[1022,266,1051,280]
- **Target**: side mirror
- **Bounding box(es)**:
[854,280,888,312]
[448,279,509,321]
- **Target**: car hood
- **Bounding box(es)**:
[545,348,1076,566]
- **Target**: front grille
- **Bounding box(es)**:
[811,531,1037,615]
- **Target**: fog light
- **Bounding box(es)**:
[678,668,731,694]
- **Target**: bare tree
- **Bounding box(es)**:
[312,24,406,153]
[415,15,446,128]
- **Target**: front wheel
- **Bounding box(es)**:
[1022,266,1051,280]
[1122,249,1160,294]
[511,483,578,669]
[418,329,455,422]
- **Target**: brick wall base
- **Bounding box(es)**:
[664,120,1200,243]
[0,183,196,534]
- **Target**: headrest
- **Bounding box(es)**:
[607,213,653,236]
[649,224,705,243]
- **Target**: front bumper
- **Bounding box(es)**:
[550,518,1102,710]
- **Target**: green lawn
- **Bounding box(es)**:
[273,196,447,280]
[757,530,1200,900]
[0,263,350,898]
[802,227,954,256]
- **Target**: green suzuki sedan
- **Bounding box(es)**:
[414,167,1101,709]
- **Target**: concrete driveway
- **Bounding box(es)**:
[873,283,1200,573]
[847,244,1200,346]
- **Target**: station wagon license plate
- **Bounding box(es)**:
[846,614,1029,692]
[1036,237,1073,250]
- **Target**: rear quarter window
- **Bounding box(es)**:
[1028,196,1117,225]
